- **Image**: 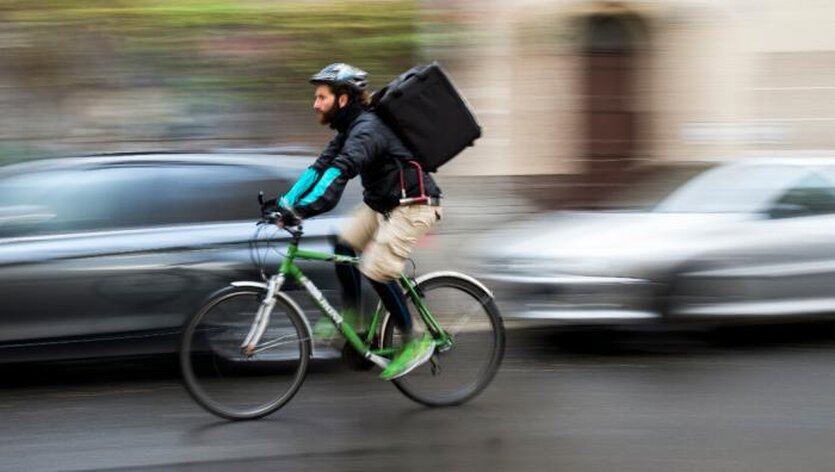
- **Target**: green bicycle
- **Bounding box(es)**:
[180,203,505,420]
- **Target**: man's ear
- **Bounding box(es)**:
[337,94,349,108]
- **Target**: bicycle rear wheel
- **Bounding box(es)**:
[382,274,505,406]
[180,286,311,420]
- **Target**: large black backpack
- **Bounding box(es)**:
[371,62,481,173]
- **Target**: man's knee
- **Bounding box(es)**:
[359,256,404,283]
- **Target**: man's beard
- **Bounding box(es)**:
[318,103,340,126]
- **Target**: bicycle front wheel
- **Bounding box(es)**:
[180,286,311,420]
[382,274,505,406]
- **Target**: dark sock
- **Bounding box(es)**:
[368,278,413,337]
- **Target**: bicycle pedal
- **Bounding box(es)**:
[430,357,441,376]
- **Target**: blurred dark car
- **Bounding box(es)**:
[474,157,835,326]
[0,152,362,363]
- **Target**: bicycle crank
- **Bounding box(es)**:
[430,356,442,376]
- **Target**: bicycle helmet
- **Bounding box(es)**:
[310,63,368,92]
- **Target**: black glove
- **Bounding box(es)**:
[277,206,302,227]
[260,197,279,214]
[259,196,283,226]
[259,194,301,226]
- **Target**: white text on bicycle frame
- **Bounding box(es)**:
[300,276,344,325]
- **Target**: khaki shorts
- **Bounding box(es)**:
[339,203,442,282]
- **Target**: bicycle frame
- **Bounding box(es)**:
[242,226,451,370]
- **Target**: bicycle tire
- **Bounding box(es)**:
[180,286,311,420]
[381,274,505,406]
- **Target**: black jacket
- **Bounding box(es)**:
[281,104,442,218]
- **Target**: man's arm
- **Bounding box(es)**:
[289,126,379,219]
[278,134,344,211]
[279,167,319,209]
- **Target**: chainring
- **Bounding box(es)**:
[341,333,375,371]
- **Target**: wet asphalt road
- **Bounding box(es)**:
[4,324,835,472]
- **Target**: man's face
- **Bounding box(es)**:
[313,84,346,126]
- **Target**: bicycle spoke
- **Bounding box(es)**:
[253,334,311,354]
[443,305,477,336]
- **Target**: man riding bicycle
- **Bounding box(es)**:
[265,63,443,380]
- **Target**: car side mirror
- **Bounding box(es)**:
[767,202,809,219]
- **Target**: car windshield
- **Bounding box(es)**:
[653,164,814,213]
[0,160,361,237]
[0,166,195,235]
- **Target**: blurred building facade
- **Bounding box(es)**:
[1,0,834,193]
[436,0,835,185]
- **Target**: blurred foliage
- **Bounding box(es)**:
[0,1,479,151]
[0,0,440,102]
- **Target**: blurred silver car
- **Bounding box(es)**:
[0,152,364,363]
[475,158,835,325]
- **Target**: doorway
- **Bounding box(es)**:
[581,13,647,182]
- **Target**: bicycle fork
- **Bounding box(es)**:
[241,274,285,357]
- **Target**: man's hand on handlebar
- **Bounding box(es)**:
[259,196,301,228]
[258,192,301,228]
[274,206,301,228]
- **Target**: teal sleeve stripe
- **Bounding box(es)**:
[298,167,342,206]
[281,168,319,206]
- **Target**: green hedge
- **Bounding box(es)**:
[1,0,431,101]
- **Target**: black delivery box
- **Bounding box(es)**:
[372,63,481,172]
